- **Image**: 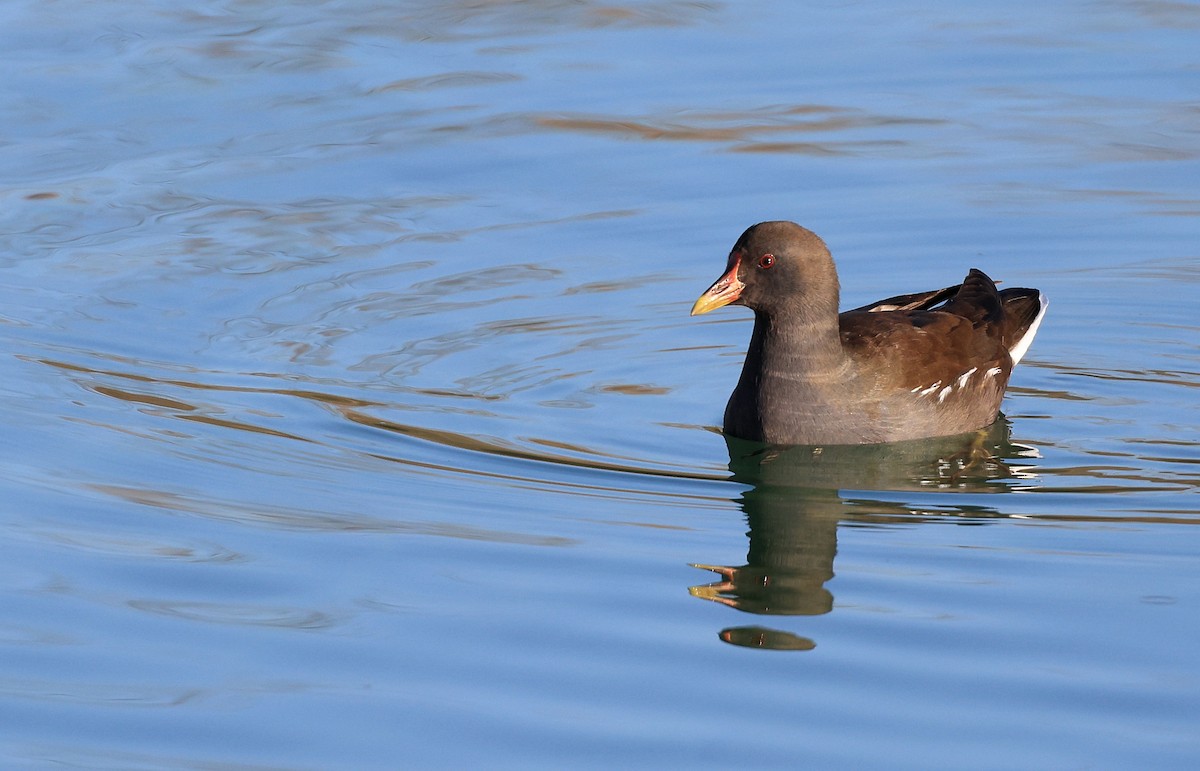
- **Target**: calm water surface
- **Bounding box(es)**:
[1,1,1198,768]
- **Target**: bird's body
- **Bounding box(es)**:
[692,221,1047,445]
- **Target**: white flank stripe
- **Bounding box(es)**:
[956,367,977,388]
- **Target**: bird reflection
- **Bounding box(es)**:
[691,418,1038,651]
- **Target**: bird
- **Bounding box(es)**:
[691,221,1047,445]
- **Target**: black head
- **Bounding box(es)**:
[691,221,840,318]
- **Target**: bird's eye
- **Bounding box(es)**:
[758,253,775,269]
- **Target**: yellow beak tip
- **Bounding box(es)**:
[690,296,721,316]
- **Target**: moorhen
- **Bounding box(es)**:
[691,221,1047,445]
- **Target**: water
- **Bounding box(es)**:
[1,0,1198,767]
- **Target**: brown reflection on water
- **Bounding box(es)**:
[36,354,724,499]
[596,383,672,395]
[37,352,1200,507]
[692,423,1035,651]
[1058,365,1199,391]
[994,186,1200,217]
[375,0,719,42]
[341,407,726,488]
[1014,358,1200,494]
[1126,0,1200,27]
[719,627,816,651]
[35,356,375,410]
[531,104,947,154]
[90,382,311,442]
[695,417,1200,650]
[368,71,522,94]
[91,482,574,546]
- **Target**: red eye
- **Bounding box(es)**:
[758,253,775,269]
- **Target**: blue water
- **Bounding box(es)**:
[1,1,1198,767]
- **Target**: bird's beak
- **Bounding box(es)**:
[690,255,744,316]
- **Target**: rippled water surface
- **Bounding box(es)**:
[2,1,1199,767]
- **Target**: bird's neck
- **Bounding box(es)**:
[746,307,845,378]
[725,305,849,442]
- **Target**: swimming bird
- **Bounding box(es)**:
[691,221,1047,445]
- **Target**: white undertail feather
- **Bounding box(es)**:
[1008,292,1048,366]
